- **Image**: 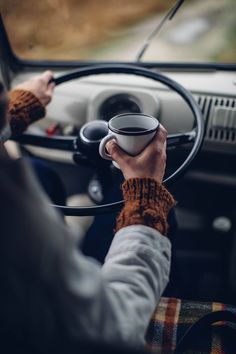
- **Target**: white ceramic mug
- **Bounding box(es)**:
[99,113,159,166]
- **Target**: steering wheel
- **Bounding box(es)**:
[14,64,204,216]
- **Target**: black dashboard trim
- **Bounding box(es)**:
[11,60,236,73]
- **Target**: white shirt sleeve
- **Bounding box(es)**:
[0,159,171,348]
[52,226,171,347]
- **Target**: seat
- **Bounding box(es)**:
[146,297,236,354]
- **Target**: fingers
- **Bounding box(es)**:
[153,124,168,144]
[140,124,167,159]
[106,140,128,167]
[41,70,54,85]
[46,81,56,96]
[38,71,55,105]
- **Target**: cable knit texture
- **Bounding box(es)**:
[8,89,45,136]
[116,178,176,235]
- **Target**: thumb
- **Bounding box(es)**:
[106,140,127,167]
[46,82,55,96]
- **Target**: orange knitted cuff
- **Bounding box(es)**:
[8,89,45,136]
[116,178,176,235]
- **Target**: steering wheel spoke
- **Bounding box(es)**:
[167,130,196,148]
[12,133,78,151]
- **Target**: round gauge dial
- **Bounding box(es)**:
[99,94,142,121]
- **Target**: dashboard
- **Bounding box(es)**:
[10,69,236,163]
[7,67,236,305]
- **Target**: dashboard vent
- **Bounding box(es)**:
[196,95,213,122]
[196,95,236,144]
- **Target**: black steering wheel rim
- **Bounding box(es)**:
[18,64,205,216]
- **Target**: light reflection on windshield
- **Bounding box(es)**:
[1,0,236,63]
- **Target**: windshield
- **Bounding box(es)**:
[1,0,236,63]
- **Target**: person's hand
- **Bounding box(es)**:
[106,124,167,184]
[15,71,55,106]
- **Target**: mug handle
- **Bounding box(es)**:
[99,134,117,160]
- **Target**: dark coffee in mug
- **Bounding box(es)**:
[121,127,146,133]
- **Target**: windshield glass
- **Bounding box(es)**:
[1,0,236,63]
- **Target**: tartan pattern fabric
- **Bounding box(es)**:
[146,297,236,354]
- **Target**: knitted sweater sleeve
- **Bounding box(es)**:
[8,89,45,136]
[116,178,176,235]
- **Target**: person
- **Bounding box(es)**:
[0,73,175,351]
[0,72,67,205]
[4,71,55,137]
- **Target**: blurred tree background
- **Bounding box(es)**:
[0,0,235,62]
[1,0,173,59]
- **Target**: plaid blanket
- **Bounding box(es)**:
[146,297,236,354]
